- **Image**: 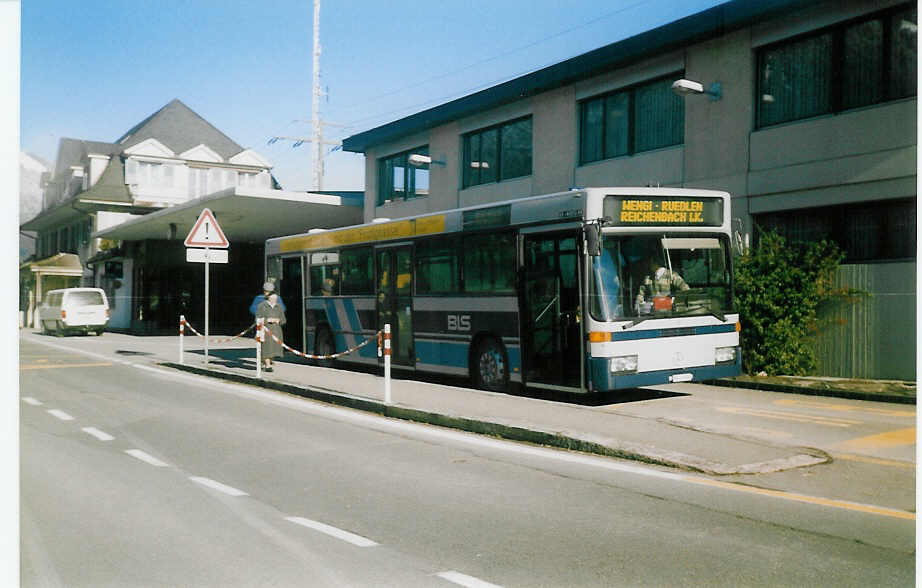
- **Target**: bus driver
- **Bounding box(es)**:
[635,254,689,312]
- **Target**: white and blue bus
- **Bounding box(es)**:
[265,187,741,393]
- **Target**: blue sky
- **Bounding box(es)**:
[21,0,724,192]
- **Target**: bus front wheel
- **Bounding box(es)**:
[472,337,508,393]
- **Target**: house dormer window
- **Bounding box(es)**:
[137,161,174,187]
[238,171,259,187]
[126,158,176,188]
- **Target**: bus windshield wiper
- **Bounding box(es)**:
[620,318,649,330]
[672,305,725,322]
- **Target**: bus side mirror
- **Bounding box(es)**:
[585,224,602,257]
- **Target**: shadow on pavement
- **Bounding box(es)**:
[182,348,690,405]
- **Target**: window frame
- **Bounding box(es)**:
[754,198,916,263]
[578,72,686,166]
[461,116,533,189]
[377,145,430,206]
[755,3,917,129]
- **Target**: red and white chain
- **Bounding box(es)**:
[180,316,256,343]
[261,327,380,360]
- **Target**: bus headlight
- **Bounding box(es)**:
[610,355,638,374]
[715,346,737,364]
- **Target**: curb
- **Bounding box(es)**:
[710,379,916,405]
[162,362,829,476]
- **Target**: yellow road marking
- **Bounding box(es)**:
[21,362,112,371]
[684,476,915,521]
[775,398,915,418]
[834,428,916,452]
[834,453,916,469]
[717,406,861,427]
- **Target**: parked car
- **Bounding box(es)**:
[39,288,109,336]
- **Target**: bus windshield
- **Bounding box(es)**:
[590,233,733,321]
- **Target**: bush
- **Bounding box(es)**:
[733,231,861,376]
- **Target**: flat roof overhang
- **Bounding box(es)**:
[94,188,364,244]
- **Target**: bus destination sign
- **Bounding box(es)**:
[604,196,723,226]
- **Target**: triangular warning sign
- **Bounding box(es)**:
[184,208,229,248]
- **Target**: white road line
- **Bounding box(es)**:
[82,427,114,441]
[47,409,74,421]
[436,570,503,588]
[284,517,378,547]
[125,449,170,467]
[189,477,249,497]
[22,397,42,406]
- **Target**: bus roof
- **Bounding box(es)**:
[266,187,730,255]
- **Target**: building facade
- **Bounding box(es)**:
[22,99,278,333]
[343,0,917,380]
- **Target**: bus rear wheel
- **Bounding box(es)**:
[472,337,508,393]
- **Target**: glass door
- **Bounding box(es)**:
[522,233,581,390]
[376,246,414,366]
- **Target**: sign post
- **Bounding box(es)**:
[184,208,229,365]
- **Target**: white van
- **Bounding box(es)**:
[39,288,109,336]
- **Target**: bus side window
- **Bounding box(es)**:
[309,252,340,296]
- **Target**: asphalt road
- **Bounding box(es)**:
[20,338,915,587]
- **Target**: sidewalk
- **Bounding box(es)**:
[712,375,916,404]
[26,329,914,477]
[160,343,876,477]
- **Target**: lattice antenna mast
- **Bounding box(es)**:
[311,0,322,191]
[269,0,344,191]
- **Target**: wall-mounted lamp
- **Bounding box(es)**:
[671,78,722,101]
[408,153,446,167]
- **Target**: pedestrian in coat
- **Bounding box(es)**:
[249,281,285,316]
[256,293,286,372]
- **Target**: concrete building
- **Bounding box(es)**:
[343,0,916,380]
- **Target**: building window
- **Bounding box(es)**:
[579,74,685,164]
[462,117,532,188]
[756,198,916,263]
[757,4,916,128]
[238,171,259,188]
[377,146,430,205]
[134,161,174,187]
[189,167,209,198]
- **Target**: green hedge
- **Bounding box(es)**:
[733,231,863,376]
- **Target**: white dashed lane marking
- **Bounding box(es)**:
[189,477,249,497]
[284,517,379,547]
[436,570,503,588]
[22,397,42,406]
[82,427,114,441]
[124,449,170,467]
[47,409,74,421]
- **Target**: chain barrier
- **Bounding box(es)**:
[181,314,391,403]
[180,316,256,343]
[261,326,380,360]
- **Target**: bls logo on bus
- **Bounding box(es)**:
[447,314,471,331]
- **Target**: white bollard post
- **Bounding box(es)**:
[256,318,263,378]
[179,315,185,365]
[383,323,391,404]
